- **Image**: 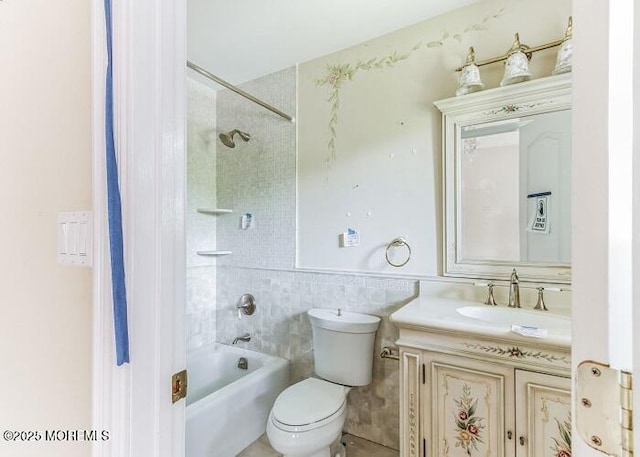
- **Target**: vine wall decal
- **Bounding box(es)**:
[314,5,510,167]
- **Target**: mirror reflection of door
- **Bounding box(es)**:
[460,109,571,265]
[519,110,571,264]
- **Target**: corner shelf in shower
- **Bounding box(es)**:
[196,250,232,257]
[197,208,233,215]
[195,209,233,257]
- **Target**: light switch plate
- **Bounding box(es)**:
[58,211,92,267]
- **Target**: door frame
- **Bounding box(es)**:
[89,0,640,456]
[572,0,639,455]
[91,0,187,456]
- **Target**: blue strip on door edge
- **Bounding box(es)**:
[104,0,130,366]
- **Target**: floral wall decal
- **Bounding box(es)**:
[453,383,485,456]
[314,5,509,166]
[315,46,418,165]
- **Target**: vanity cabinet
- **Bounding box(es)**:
[400,348,570,457]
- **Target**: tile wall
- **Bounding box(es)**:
[216,266,416,448]
[186,78,218,351]
[215,67,412,449]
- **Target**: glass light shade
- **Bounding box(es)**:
[500,50,531,86]
[553,17,573,75]
[456,63,484,96]
[456,47,484,96]
[552,39,572,74]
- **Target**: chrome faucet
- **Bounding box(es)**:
[485,282,498,306]
[533,287,549,311]
[507,269,521,308]
[232,333,251,344]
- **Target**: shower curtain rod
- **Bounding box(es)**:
[186,61,295,122]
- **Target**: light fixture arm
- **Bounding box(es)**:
[455,17,572,72]
[455,38,564,72]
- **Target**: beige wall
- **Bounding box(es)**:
[297,0,572,276]
[0,1,92,456]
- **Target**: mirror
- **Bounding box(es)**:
[436,74,572,283]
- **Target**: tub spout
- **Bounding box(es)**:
[232,333,251,344]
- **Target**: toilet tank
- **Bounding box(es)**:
[307,309,380,386]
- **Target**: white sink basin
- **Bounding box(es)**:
[457,305,570,330]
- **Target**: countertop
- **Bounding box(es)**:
[390,295,571,349]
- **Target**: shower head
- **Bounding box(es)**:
[219,129,251,148]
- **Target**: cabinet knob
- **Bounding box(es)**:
[507,431,513,440]
[519,436,526,446]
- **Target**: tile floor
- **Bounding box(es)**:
[238,433,398,457]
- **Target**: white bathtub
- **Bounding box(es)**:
[186,343,289,457]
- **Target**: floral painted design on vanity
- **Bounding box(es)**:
[551,414,572,457]
[453,384,485,456]
[390,291,572,457]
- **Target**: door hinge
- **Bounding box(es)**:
[172,369,188,403]
[576,361,633,456]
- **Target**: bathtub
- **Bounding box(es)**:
[186,343,289,457]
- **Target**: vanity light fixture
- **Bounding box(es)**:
[552,17,573,75]
[500,33,532,86]
[453,17,573,80]
[456,47,485,96]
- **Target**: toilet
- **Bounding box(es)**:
[266,308,380,457]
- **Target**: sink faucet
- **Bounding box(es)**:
[533,287,549,311]
[485,282,498,306]
[232,333,251,345]
[507,269,521,308]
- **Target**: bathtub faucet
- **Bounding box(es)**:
[232,333,251,345]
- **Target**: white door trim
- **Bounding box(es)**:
[632,0,640,452]
[91,0,187,456]
[572,0,639,456]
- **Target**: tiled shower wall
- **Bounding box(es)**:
[186,78,217,351]
[217,267,416,448]
[216,68,297,270]
[215,67,415,449]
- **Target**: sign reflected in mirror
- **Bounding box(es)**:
[436,74,572,283]
[460,111,571,264]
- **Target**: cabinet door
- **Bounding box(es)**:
[515,370,571,457]
[425,352,515,457]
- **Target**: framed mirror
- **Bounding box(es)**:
[435,74,571,283]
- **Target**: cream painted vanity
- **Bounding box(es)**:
[391,288,571,457]
[391,74,573,457]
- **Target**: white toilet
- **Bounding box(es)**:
[266,308,380,457]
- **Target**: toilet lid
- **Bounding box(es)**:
[272,378,346,426]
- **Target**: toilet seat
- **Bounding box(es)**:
[271,378,346,432]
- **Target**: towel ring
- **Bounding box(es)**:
[385,237,412,267]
